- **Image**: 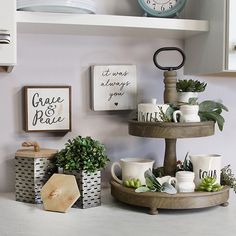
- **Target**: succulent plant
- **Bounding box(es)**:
[176,79,207,92]
[197,176,223,192]
[124,178,142,188]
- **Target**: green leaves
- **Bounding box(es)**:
[221,165,236,193]
[188,97,198,105]
[199,100,229,131]
[145,169,162,191]
[135,186,150,193]
[176,152,193,172]
[124,178,142,189]
[161,182,177,194]
[199,100,228,112]
[56,136,109,173]
[143,169,177,195]
[176,79,207,92]
[197,177,223,192]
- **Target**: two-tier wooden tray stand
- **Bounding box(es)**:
[111,117,230,214]
[111,48,230,214]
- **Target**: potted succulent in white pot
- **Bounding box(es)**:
[176,79,207,103]
[56,135,109,209]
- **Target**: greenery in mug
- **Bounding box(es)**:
[176,79,207,92]
[176,152,193,172]
[56,135,109,173]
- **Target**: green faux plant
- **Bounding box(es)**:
[199,100,228,131]
[197,177,223,192]
[124,178,142,188]
[135,169,177,194]
[56,135,109,173]
[176,152,193,172]
[176,79,207,92]
[221,165,236,193]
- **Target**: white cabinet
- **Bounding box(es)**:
[0,0,16,72]
[184,0,236,75]
[1,0,210,73]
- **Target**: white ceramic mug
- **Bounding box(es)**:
[174,171,195,193]
[111,158,155,185]
[138,99,169,122]
[190,154,222,187]
[173,105,200,123]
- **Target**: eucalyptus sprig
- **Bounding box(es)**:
[158,104,178,123]
[158,106,172,122]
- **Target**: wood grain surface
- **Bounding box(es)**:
[111,181,230,215]
[15,148,57,158]
[41,174,80,213]
[128,120,215,139]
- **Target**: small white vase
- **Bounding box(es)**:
[173,105,200,123]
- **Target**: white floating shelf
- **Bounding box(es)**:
[16,11,209,39]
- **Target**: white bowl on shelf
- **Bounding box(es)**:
[17,0,96,14]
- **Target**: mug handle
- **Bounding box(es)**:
[168,177,177,185]
[111,162,122,184]
[173,110,182,123]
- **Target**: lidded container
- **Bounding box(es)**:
[15,142,57,204]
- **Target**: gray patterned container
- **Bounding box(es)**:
[64,170,101,209]
[15,148,57,204]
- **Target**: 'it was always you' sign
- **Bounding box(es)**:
[91,65,137,111]
[24,86,71,132]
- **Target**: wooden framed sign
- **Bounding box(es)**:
[91,65,137,111]
[24,86,71,132]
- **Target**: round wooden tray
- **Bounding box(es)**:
[111,181,230,215]
[128,120,215,139]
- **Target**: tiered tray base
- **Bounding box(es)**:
[111,181,230,215]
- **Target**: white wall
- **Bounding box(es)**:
[0,0,235,191]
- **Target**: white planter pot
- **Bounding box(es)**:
[177,92,199,103]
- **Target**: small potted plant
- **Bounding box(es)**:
[176,79,207,103]
[56,135,109,209]
[198,100,228,131]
